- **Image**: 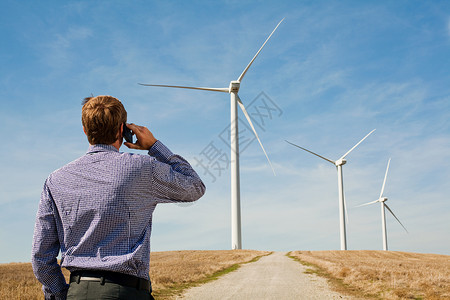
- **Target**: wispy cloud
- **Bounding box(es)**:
[38,26,93,72]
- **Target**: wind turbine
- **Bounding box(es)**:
[139,19,283,250]
[286,129,375,250]
[357,158,408,251]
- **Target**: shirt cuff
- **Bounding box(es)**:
[44,285,68,300]
[148,140,173,163]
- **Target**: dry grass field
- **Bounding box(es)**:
[0,250,268,300]
[2,250,448,299]
[0,262,48,300]
[289,250,450,300]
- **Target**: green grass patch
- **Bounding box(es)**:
[304,268,317,274]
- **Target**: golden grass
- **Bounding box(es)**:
[289,250,450,300]
[0,262,69,300]
[0,250,268,300]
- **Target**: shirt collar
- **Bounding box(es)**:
[86,144,119,154]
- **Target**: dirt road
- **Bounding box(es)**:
[177,251,359,299]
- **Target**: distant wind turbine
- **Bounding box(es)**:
[357,158,408,251]
[140,19,284,250]
[286,129,375,250]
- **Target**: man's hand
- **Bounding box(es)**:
[124,123,157,150]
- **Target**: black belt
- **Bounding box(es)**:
[70,270,151,291]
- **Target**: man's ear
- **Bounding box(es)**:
[83,126,87,136]
[116,123,124,141]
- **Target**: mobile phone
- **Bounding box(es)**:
[123,123,133,143]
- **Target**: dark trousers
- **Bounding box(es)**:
[67,281,155,300]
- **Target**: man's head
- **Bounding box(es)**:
[82,95,127,145]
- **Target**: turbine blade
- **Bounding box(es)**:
[236,94,276,175]
[237,18,284,83]
[385,204,409,233]
[285,140,336,165]
[355,199,380,207]
[139,83,229,93]
[340,129,376,160]
[380,158,391,199]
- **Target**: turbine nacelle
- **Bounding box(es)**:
[335,158,347,166]
[229,81,240,93]
[380,197,388,203]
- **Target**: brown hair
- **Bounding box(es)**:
[82,95,127,145]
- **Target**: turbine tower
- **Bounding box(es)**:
[357,158,408,250]
[286,129,375,250]
[140,19,283,250]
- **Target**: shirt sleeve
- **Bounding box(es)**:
[148,140,206,203]
[31,179,69,300]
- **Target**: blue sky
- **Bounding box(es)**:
[1,0,449,263]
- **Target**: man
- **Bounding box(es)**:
[32,95,206,300]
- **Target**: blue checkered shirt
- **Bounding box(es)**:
[31,141,205,300]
